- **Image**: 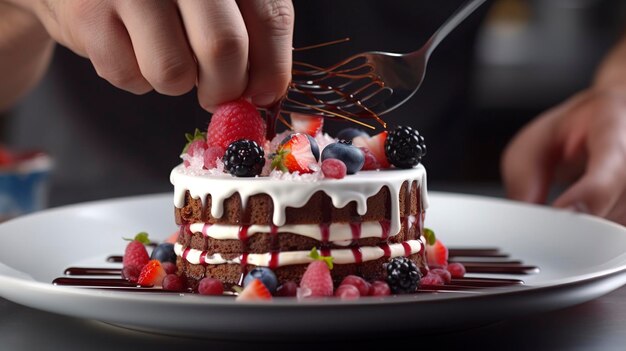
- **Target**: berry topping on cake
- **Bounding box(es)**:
[198,277,224,296]
[137,260,167,287]
[236,278,272,301]
[385,257,421,294]
[385,126,426,169]
[352,131,391,168]
[206,99,266,149]
[222,139,265,177]
[122,232,150,269]
[340,275,370,296]
[181,129,208,155]
[359,147,381,170]
[321,158,347,179]
[321,141,365,174]
[335,284,360,300]
[150,243,176,264]
[243,267,278,294]
[162,274,186,292]
[368,280,391,296]
[161,262,177,275]
[203,146,226,169]
[290,113,324,136]
[426,239,449,269]
[447,262,466,278]
[300,261,334,298]
[271,133,319,174]
[336,128,368,142]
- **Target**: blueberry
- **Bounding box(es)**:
[321,141,365,174]
[243,267,278,294]
[150,243,176,264]
[336,128,368,142]
[281,133,320,161]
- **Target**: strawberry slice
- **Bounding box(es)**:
[426,239,449,268]
[236,278,272,301]
[352,131,390,168]
[290,113,324,136]
[137,260,167,287]
[271,133,319,174]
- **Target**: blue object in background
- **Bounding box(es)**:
[0,155,52,220]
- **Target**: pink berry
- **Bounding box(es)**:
[368,280,391,296]
[300,261,334,297]
[421,272,445,286]
[359,147,381,170]
[275,281,298,297]
[321,159,347,179]
[335,284,360,300]
[430,268,451,284]
[340,275,370,296]
[198,277,224,295]
[187,139,208,156]
[161,262,177,275]
[121,265,142,283]
[203,146,225,169]
[162,274,186,292]
[123,241,149,269]
[447,262,466,278]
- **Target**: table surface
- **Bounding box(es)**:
[1,184,625,351]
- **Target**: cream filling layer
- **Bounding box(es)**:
[187,217,416,242]
[174,240,423,267]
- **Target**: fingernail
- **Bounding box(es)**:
[565,202,589,214]
[251,93,276,107]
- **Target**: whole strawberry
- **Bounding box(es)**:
[122,232,150,269]
[207,99,266,149]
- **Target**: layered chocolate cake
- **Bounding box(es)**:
[171,165,428,289]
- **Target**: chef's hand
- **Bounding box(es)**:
[502,88,626,225]
[8,0,294,111]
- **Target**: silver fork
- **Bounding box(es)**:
[282,0,488,129]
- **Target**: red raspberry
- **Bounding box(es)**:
[335,284,360,300]
[198,277,224,296]
[121,265,142,283]
[275,281,298,297]
[162,274,186,292]
[359,147,381,170]
[368,281,391,296]
[340,275,370,296]
[321,159,347,179]
[447,262,466,278]
[299,261,333,297]
[421,272,445,286]
[206,99,266,149]
[430,268,452,284]
[123,241,149,269]
[203,146,225,169]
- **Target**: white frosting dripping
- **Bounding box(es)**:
[173,240,423,267]
[171,164,428,238]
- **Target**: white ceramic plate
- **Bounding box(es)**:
[0,192,625,339]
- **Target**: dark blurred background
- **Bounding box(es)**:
[1,0,625,207]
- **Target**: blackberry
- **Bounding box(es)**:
[385,257,421,294]
[222,139,265,177]
[384,126,426,168]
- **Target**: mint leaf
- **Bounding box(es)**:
[423,228,436,246]
[123,232,151,244]
[308,247,334,270]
